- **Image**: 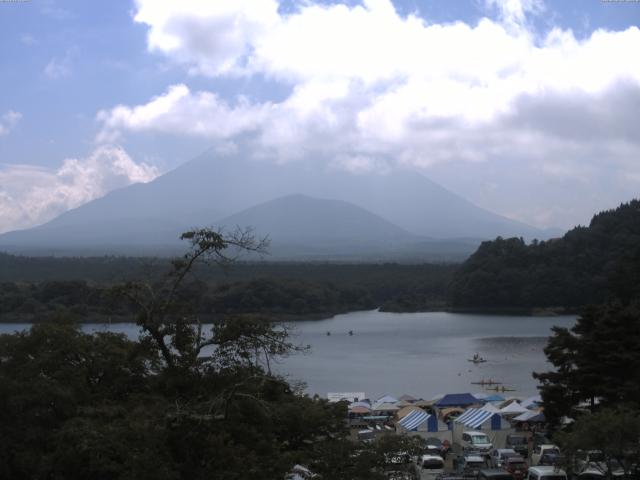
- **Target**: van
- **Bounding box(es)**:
[461,431,493,453]
[527,466,567,480]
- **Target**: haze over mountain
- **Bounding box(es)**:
[0,149,559,258]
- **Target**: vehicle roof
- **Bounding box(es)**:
[420,454,444,461]
[496,449,518,454]
[529,466,567,475]
[465,455,486,462]
[505,456,526,463]
[538,445,559,449]
[479,469,515,478]
[464,430,488,435]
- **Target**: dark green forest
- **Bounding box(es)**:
[450,200,640,310]
[0,260,454,322]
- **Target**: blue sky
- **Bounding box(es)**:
[0,0,639,232]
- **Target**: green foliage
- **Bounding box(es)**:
[450,200,640,309]
[555,407,640,476]
[534,301,640,427]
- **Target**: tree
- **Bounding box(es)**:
[114,227,269,371]
[555,407,640,478]
[534,301,640,427]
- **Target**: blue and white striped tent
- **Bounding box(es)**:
[454,408,508,430]
[397,410,438,432]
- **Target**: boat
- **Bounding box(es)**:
[467,353,487,364]
[471,378,502,386]
[486,385,516,392]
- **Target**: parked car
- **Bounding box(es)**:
[460,431,493,454]
[574,451,625,479]
[425,437,450,459]
[490,449,520,468]
[527,466,567,480]
[457,454,489,479]
[506,434,529,458]
[478,469,514,480]
[503,456,529,480]
[415,454,445,480]
[531,445,561,466]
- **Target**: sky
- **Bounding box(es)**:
[0,0,639,234]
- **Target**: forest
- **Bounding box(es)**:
[1,200,640,322]
[449,200,640,310]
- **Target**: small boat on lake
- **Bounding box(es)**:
[467,353,487,364]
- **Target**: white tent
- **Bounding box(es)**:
[500,402,529,415]
[481,403,501,414]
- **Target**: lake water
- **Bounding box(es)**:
[0,310,574,401]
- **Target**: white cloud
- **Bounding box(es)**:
[97,0,640,227]
[44,49,76,79]
[0,146,159,233]
[0,111,22,136]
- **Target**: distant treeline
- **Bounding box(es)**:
[2,199,639,319]
[450,200,640,310]
[0,262,455,322]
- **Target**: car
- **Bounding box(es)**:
[527,466,567,480]
[460,431,493,454]
[457,454,489,479]
[531,445,560,466]
[416,454,445,480]
[503,456,529,480]
[574,451,625,479]
[490,449,520,468]
[478,469,515,480]
[506,434,529,458]
[425,437,450,459]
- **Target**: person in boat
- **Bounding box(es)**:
[326,331,331,336]
[348,330,353,336]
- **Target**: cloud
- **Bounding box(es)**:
[44,49,76,79]
[0,111,22,136]
[0,146,159,233]
[98,0,640,228]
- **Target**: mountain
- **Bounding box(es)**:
[0,149,555,257]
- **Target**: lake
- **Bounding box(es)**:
[0,310,574,401]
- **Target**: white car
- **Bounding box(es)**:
[531,445,561,466]
[415,454,445,480]
[460,431,493,454]
[527,466,567,480]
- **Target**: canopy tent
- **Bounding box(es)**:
[397,405,424,419]
[453,407,513,448]
[375,394,399,404]
[398,394,418,403]
[516,411,545,423]
[349,406,372,415]
[413,399,434,408]
[397,410,439,432]
[521,395,542,409]
[500,402,529,415]
[481,403,501,414]
[396,400,414,408]
[439,407,464,421]
[455,408,508,430]
[434,393,479,408]
[372,402,400,413]
[483,394,506,403]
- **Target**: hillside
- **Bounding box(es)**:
[0,149,552,257]
[449,200,640,310]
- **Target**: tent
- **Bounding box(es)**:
[453,408,513,448]
[376,394,399,404]
[439,407,464,421]
[397,405,424,419]
[521,395,542,409]
[397,410,439,432]
[372,402,400,414]
[398,394,418,403]
[434,393,479,408]
[481,403,501,414]
[483,394,506,403]
[500,402,529,415]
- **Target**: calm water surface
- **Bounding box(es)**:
[0,310,574,400]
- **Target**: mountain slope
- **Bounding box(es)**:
[0,149,553,256]
[450,199,640,309]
